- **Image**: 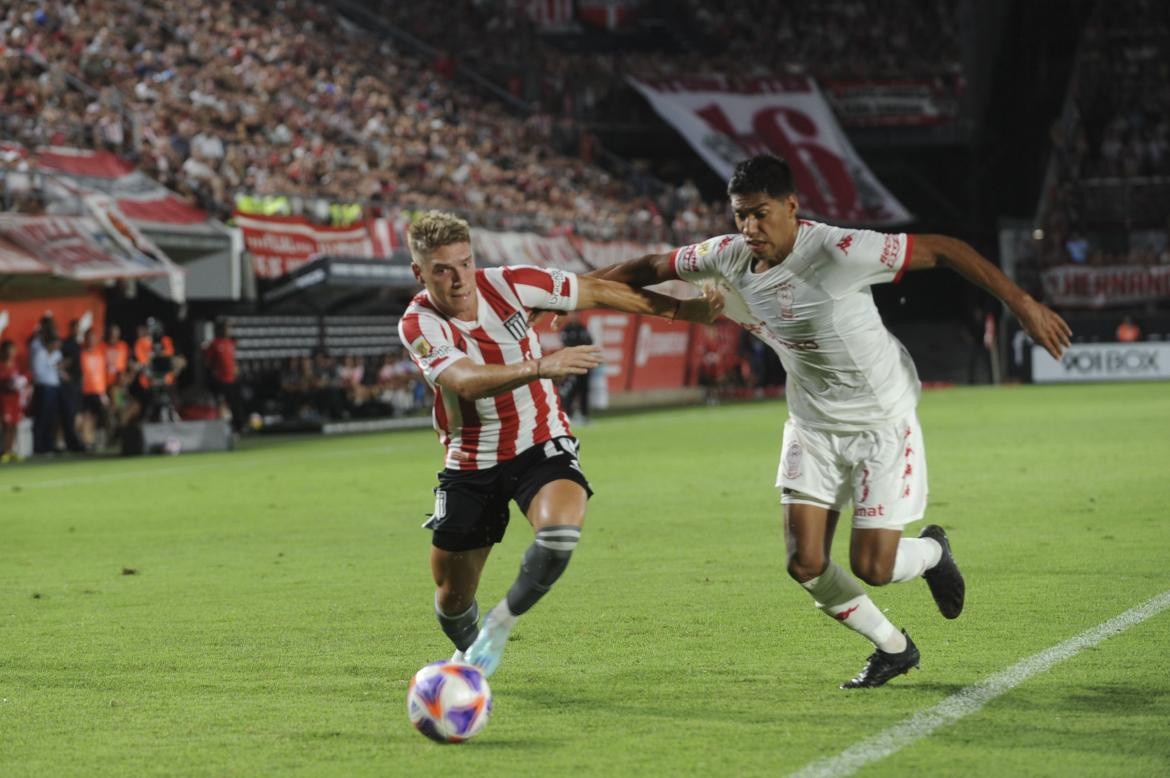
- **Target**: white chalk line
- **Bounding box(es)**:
[789,589,1170,778]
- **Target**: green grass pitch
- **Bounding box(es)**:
[2,382,1168,776]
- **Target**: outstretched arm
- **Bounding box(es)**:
[908,234,1072,359]
[576,274,722,324]
[436,347,603,401]
[586,251,677,286]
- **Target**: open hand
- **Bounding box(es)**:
[1017,298,1072,359]
[538,345,603,380]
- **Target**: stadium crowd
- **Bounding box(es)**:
[1037,0,1170,269]
[0,0,729,241]
[373,0,962,118]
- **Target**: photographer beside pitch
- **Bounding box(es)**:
[398,211,723,677]
[590,154,1072,688]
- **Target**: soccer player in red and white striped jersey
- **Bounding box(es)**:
[398,210,722,677]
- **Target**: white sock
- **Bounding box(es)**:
[487,598,519,631]
[801,562,907,653]
[890,537,942,583]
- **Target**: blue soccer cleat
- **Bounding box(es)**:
[464,610,514,678]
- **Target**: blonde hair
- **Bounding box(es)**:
[408,210,471,261]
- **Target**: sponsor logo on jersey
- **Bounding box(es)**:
[717,235,735,252]
[879,234,902,270]
[677,244,700,273]
[854,505,886,518]
[546,268,569,307]
[502,311,528,340]
[836,234,854,255]
[746,322,819,351]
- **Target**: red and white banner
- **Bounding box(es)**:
[34,147,207,225]
[0,214,175,283]
[629,76,911,225]
[821,79,960,127]
[236,212,399,279]
[1041,265,1170,308]
[472,230,590,273]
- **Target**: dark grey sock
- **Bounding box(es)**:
[505,525,581,616]
[435,597,479,652]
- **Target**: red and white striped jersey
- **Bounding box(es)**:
[397,265,580,470]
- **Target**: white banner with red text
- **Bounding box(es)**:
[1041,265,1170,308]
[821,78,961,127]
[236,212,401,279]
[1032,342,1170,383]
[628,76,911,225]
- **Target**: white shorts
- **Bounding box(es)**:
[776,414,928,529]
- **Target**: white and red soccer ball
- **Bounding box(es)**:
[407,661,492,743]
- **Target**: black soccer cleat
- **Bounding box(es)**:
[920,524,965,619]
[841,631,920,689]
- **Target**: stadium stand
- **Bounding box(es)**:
[0,0,726,241]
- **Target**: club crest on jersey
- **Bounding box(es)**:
[776,282,795,320]
[413,337,432,357]
[502,311,528,340]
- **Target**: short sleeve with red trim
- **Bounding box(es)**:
[497,265,579,313]
[397,304,468,384]
[815,225,915,296]
[670,234,741,282]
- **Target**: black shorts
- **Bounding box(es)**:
[426,436,593,552]
[82,394,105,416]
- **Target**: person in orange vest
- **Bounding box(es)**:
[130,319,183,423]
[79,328,109,451]
[133,320,177,389]
[1116,316,1141,342]
[105,324,130,387]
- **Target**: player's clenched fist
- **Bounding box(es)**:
[539,345,603,378]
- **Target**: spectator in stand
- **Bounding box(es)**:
[203,321,244,433]
[1116,315,1141,343]
[0,339,27,463]
[79,327,108,451]
[311,349,346,420]
[338,354,367,412]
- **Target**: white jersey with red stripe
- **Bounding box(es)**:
[397,265,579,470]
[673,221,921,432]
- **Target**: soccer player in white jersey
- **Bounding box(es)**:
[591,155,1072,688]
[398,211,722,677]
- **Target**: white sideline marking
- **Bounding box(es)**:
[790,590,1170,778]
[0,444,397,490]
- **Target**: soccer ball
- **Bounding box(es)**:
[406,661,492,743]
